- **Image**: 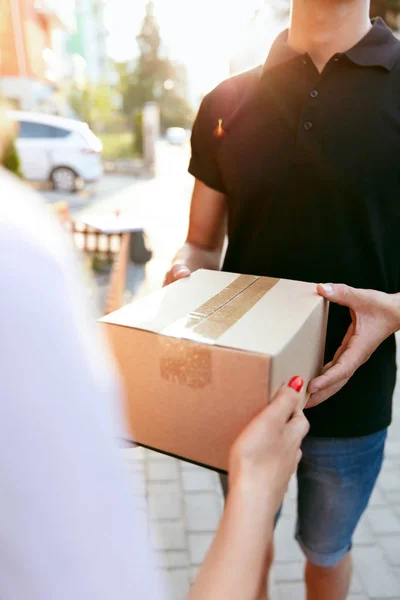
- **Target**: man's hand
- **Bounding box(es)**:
[307,283,400,408]
[163,264,191,287]
[229,378,309,515]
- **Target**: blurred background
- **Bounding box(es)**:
[2,2,400,598]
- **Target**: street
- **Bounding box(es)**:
[41,142,400,600]
[42,141,193,300]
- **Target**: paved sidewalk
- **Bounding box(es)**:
[123,392,400,600]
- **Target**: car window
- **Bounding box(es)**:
[18,121,70,139]
[49,126,71,138]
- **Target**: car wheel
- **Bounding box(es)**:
[51,167,81,193]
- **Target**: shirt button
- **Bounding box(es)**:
[310,89,318,98]
[333,55,340,62]
[302,58,307,65]
[304,121,313,131]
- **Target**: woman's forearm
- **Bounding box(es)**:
[188,478,275,600]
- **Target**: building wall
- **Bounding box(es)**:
[0,0,27,77]
[69,0,109,84]
[0,0,75,110]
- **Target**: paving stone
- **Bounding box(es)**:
[286,475,298,501]
[188,533,215,565]
[378,470,400,493]
[182,470,217,492]
[384,458,400,471]
[123,446,146,460]
[147,460,179,481]
[367,506,400,534]
[181,462,205,472]
[146,450,174,462]
[378,534,400,565]
[275,517,303,562]
[354,546,400,597]
[156,550,189,569]
[384,490,400,506]
[276,581,304,599]
[281,497,297,518]
[370,486,388,507]
[273,561,304,583]
[148,483,182,520]
[269,580,280,600]
[354,515,376,546]
[164,568,190,600]
[350,570,364,594]
[184,493,222,532]
[190,566,200,583]
[386,440,400,458]
[150,521,186,551]
[393,566,400,592]
[388,456,400,468]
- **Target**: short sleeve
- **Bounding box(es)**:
[188,92,227,194]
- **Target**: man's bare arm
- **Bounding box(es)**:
[164,179,227,285]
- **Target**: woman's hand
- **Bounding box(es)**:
[229,377,309,515]
[189,378,309,600]
[307,283,400,408]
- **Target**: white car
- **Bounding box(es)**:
[7,111,103,193]
[166,127,187,145]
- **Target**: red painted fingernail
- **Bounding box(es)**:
[288,376,304,393]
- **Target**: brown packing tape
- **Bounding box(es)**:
[160,275,280,388]
[194,276,279,341]
[167,273,258,332]
[159,340,213,390]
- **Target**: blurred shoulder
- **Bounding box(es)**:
[0,167,73,267]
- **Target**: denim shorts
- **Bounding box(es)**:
[294,429,387,567]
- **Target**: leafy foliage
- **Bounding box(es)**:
[120,1,193,131]
[69,83,115,131]
[2,139,23,178]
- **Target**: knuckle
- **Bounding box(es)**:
[336,283,347,297]
[336,360,353,380]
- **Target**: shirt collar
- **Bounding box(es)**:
[263,17,400,74]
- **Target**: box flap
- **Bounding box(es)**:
[99,270,242,331]
[100,270,324,357]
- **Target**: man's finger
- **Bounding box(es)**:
[317,283,361,309]
[308,323,354,391]
[306,379,349,408]
[331,322,354,364]
[164,265,191,287]
[171,264,191,280]
[308,333,367,393]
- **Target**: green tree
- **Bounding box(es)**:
[133,109,144,157]
[69,82,115,131]
[121,1,193,131]
[2,139,22,178]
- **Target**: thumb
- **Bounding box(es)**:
[170,264,191,280]
[317,283,358,309]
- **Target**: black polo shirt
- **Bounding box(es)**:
[189,18,400,438]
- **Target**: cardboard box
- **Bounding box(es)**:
[100,270,328,472]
